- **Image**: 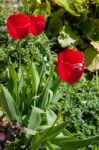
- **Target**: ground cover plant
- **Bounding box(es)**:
[0,0,99,150]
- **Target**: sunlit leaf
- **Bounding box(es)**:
[91,41,99,52]
[84,48,99,72]
[46,110,57,126]
[54,0,78,16]
[28,106,45,131]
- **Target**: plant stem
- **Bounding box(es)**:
[52,83,71,126]
[16,40,21,68]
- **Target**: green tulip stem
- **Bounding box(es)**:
[31,36,37,62]
[49,83,71,128]
[16,40,21,69]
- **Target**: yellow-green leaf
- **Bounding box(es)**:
[84,48,99,72]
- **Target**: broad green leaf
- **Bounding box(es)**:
[46,141,56,150]
[31,123,66,149]
[37,67,53,109]
[51,77,61,94]
[52,8,65,18]
[28,106,45,131]
[74,0,82,4]
[51,135,99,150]
[47,17,62,35]
[7,64,19,105]
[0,85,21,123]
[46,9,65,35]
[46,110,57,126]
[24,128,36,135]
[54,0,78,16]
[51,77,62,104]
[84,48,99,72]
[91,41,99,52]
[40,123,66,140]
[28,62,40,94]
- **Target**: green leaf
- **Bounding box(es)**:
[84,48,99,72]
[28,62,40,94]
[46,110,57,126]
[51,135,99,150]
[37,67,53,109]
[27,106,45,131]
[24,128,36,135]
[46,141,56,150]
[51,77,62,104]
[0,85,21,123]
[47,17,63,36]
[40,123,66,140]
[91,41,99,52]
[54,0,78,16]
[7,64,19,105]
[31,123,66,149]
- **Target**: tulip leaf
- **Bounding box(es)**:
[51,135,99,150]
[31,123,66,149]
[46,110,57,126]
[28,62,40,94]
[37,67,53,108]
[28,106,45,131]
[0,85,21,123]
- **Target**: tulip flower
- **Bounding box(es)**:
[6,13,31,39]
[57,49,85,84]
[29,16,46,36]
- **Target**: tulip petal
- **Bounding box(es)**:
[57,49,85,84]
[29,16,46,36]
[6,13,31,39]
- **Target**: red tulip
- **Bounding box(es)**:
[6,13,31,39]
[57,49,85,84]
[29,16,46,36]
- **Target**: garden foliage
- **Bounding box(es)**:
[0,0,99,150]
